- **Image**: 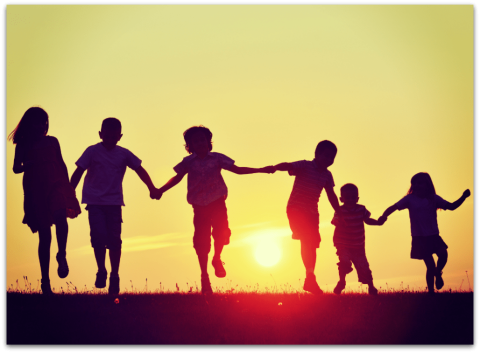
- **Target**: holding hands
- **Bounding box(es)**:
[150,188,163,200]
[378,215,388,225]
[262,165,276,174]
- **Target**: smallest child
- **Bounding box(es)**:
[331,183,383,295]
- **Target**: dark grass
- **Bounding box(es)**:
[7,291,473,345]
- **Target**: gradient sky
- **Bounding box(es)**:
[6,5,473,293]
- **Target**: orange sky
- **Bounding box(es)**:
[6,5,473,293]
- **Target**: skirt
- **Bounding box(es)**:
[411,235,448,260]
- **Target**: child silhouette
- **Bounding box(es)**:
[331,183,383,295]
[273,140,341,294]
[379,172,470,295]
[70,118,157,295]
[9,107,81,295]
[154,126,274,294]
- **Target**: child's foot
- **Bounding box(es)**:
[303,275,323,295]
[427,289,436,296]
[435,270,444,290]
[56,253,69,279]
[212,258,226,278]
[368,285,378,295]
[95,270,108,289]
[108,275,120,295]
[41,279,53,296]
[201,276,213,295]
[334,280,346,295]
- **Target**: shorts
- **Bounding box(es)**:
[192,197,231,252]
[286,207,320,248]
[411,235,448,260]
[86,205,123,250]
[336,246,373,284]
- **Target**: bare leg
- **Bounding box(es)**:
[94,247,107,273]
[195,249,209,277]
[213,242,224,261]
[301,241,316,277]
[109,249,121,277]
[53,209,68,258]
[423,255,436,292]
[436,250,448,273]
[38,228,52,280]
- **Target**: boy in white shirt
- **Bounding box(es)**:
[70,118,157,295]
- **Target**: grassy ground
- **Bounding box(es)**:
[7,290,473,345]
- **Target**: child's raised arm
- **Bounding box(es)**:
[134,166,157,200]
[444,189,471,210]
[228,165,275,175]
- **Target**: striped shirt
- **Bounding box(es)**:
[287,160,335,214]
[332,204,371,248]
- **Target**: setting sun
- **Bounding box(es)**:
[254,240,281,267]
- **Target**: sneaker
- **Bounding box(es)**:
[95,270,108,289]
[56,253,69,279]
[435,270,444,290]
[212,258,226,278]
[368,285,378,295]
[201,276,213,295]
[41,279,53,296]
[303,275,323,295]
[108,276,120,295]
[334,280,346,295]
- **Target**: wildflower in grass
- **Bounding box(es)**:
[115,298,120,304]
[278,302,283,306]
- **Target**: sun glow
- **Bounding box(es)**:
[254,240,281,267]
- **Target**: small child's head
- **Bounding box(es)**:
[99,118,122,149]
[314,140,337,169]
[408,172,436,198]
[340,183,359,207]
[9,107,49,144]
[183,125,213,155]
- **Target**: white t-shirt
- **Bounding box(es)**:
[76,143,142,206]
[395,194,450,237]
[174,152,234,206]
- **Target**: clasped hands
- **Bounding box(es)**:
[150,188,163,200]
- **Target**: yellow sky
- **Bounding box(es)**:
[6,5,473,293]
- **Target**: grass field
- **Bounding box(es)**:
[7,285,473,345]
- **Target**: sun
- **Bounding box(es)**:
[254,240,281,267]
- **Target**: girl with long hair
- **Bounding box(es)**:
[9,107,81,295]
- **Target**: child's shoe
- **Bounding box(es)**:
[95,270,108,289]
[212,258,226,278]
[435,270,444,290]
[40,279,53,296]
[334,280,346,295]
[56,253,69,279]
[303,275,323,295]
[108,275,120,295]
[201,276,213,295]
[368,285,378,295]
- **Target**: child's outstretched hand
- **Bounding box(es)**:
[463,189,471,198]
[262,166,276,174]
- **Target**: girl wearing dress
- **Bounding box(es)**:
[9,107,81,294]
[379,172,470,294]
